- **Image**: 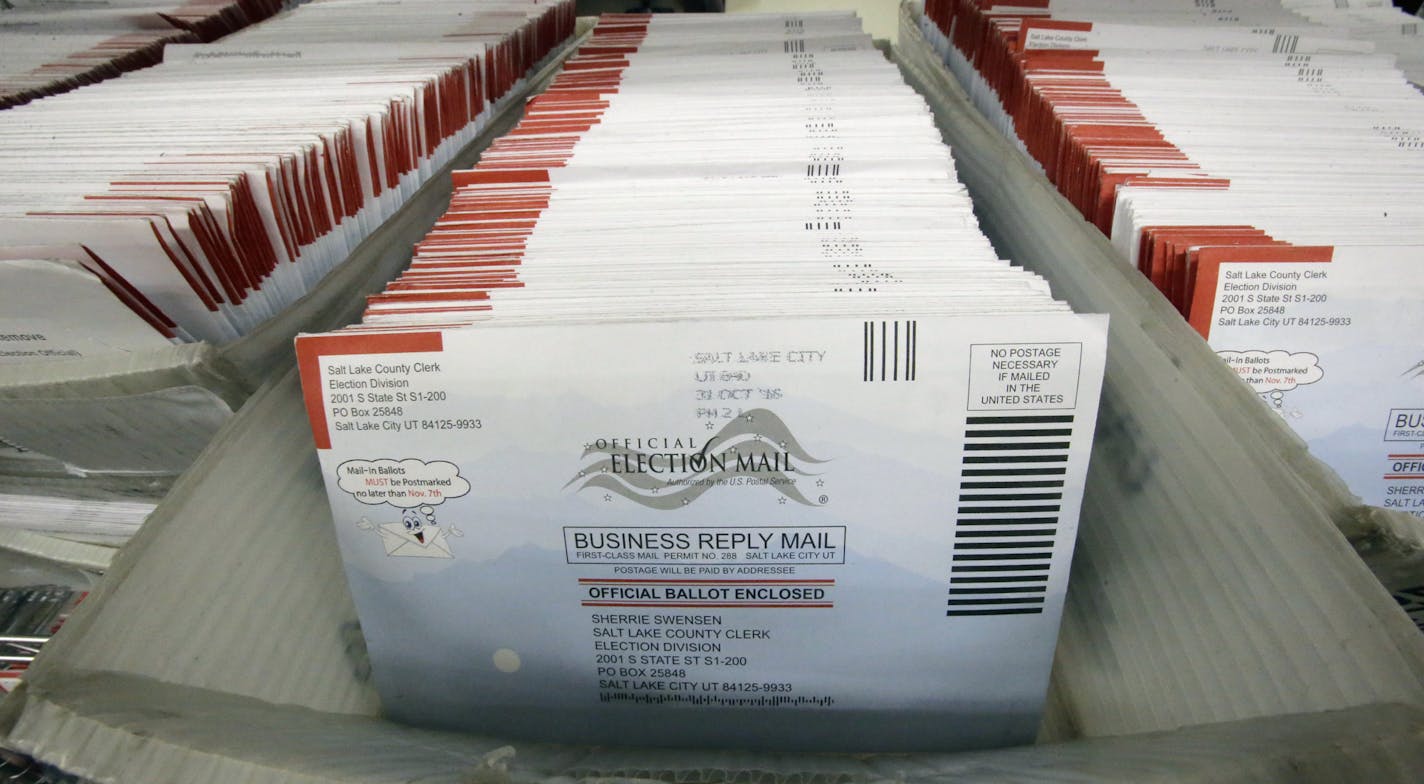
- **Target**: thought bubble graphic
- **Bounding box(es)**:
[336,459,470,508]
[1217,350,1324,394]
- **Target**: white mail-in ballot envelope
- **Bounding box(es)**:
[296,313,1108,752]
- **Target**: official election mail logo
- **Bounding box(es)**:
[567,409,826,509]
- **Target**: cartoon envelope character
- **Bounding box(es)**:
[376,523,454,558]
[359,506,461,558]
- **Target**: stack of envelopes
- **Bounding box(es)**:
[920,0,1424,523]
[296,11,1109,752]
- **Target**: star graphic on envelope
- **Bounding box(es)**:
[357,506,463,558]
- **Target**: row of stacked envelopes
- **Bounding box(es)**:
[1,1,1117,752]
[3,0,575,348]
[921,0,1424,522]
[0,0,577,546]
[0,0,287,109]
[292,11,1107,750]
[0,0,1420,761]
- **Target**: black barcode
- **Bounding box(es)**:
[1272,34,1299,54]
[806,163,840,177]
[863,320,916,382]
[946,414,1073,617]
[784,39,806,53]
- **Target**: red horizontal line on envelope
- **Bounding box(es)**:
[578,579,834,585]
[581,603,834,609]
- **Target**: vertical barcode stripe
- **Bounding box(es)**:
[862,321,868,382]
[871,318,882,381]
[893,321,899,381]
[906,320,914,380]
